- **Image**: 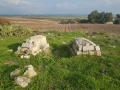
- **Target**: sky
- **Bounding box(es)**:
[0,0,120,15]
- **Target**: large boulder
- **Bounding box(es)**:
[16,35,49,58]
[70,37,101,56]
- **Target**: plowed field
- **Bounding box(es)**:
[8,17,120,34]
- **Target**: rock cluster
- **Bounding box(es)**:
[70,37,101,56]
[24,65,37,78]
[10,65,37,88]
[15,35,49,59]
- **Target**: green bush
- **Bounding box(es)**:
[0,17,11,25]
[0,25,32,37]
[76,19,88,23]
[60,19,77,24]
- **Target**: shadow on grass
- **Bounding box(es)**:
[50,43,71,58]
[0,65,19,89]
[7,43,21,52]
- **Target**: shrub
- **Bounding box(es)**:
[60,19,77,24]
[76,19,88,23]
[0,25,32,37]
[0,17,11,25]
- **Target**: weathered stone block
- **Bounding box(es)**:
[83,46,95,51]
[69,37,101,56]
[88,51,95,55]
[82,51,89,54]
[16,35,50,58]
[10,69,20,79]
[76,51,82,55]
[95,46,100,50]
[95,50,101,56]
[21,43,32,48]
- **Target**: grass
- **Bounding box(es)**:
[0,31,120,90]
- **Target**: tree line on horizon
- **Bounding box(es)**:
[60,10,120,24]
[88,10,113,24]
[88,10,120,24]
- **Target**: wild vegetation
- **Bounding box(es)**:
[0,31,120,90]
[0,25,32,37]
[0,17,32,37]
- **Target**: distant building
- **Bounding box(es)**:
[106,22,113,24]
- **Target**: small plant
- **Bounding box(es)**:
[0,17,11,25]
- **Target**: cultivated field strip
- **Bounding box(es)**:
[9,17,120,34]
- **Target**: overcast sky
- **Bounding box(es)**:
[0,0,120,15]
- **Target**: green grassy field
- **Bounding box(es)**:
[0,31,120,90]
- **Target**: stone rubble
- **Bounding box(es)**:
[10,69,20,79]
[70,37,101,56]
[15,76,30,88]
[24,65,37,78]
[15,35,49,59]
[10,65,37,88]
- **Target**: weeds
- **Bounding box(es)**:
[0,25,32,37]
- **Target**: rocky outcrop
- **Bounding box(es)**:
[10,65,37,88]
[70,37,101,56]
[15,35,49,59]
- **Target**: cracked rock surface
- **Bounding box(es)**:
[70,37,101,56]
[15,35,49,59]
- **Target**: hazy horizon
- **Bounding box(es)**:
[0,0,120,15]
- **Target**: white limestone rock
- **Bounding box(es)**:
[95,46,100,51]
[20,55,24,59]
[15,76,30,88]
[88,51,95,55]
[95,50,101,56]
[10,69,20,79]
[83,46,95,51]
[16,35,50,58]
[70,37,101,56]
[23,55,30,59]
[24,65,37,78]
[10,65,37,88]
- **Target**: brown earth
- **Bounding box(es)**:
[7,17,120,34]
